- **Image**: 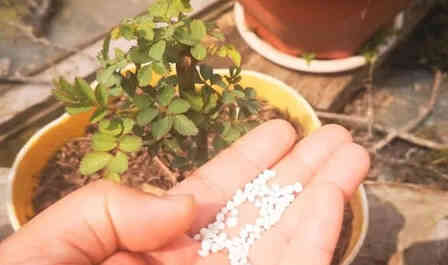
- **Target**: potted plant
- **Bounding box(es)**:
[237,0,410,59]
[6,1,368,264]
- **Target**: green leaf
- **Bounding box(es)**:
[173,115,199,136]
[119,135,143,153]
[122,74,138,97]
[231,90,245,98]
[109,86,123,97]
[106,152,129,174]
[99,119,122,136]
[199,64,213,80]
[53,89,77,104]
[213,135,228,153]
[222,91,235,105]
[171,156,189,169]
[158,85,176,106]
[152,116,174,140]
[190,19,206,41]
[58,78,80,98]
[302,52,316,65]
[102,34,111,61]
[92,133,117,152]
[90,107,109,124]
[191,43,207,60]
[129,47,151,64]
[134,94,153,110]
[105,172,121,183]
[80,151,113,175]
[168,99,190,114]
[137,65,153,87]
[203,93,218,114]
[119,23,136,40]
[149,40,166,61]
[136,107,159,126]
[111,27,120,39]
[122,118,135,134]
[174,26,197,46]
[217,46,228,57]
[97,67,122,88]
[211,74,227,88]
[66,105,92,115]
[75,78,96,105]
[227,47,241,66]
[148,0,168,17]
[163,138,182,154]
[221,125,241,143]
[245,87,257,99]
[183,91,204,111]
[152,61,168,75]
[137,23,154,41]
[95,84,109,106]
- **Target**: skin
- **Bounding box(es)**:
[0,120,370,265]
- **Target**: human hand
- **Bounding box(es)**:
[0,120,369,265]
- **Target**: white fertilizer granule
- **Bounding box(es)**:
[195,169,303,265]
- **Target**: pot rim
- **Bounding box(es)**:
[234,2,404,73]
[6,70,367,265]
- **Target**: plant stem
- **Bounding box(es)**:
[176,50,196,91]
[175,49,209,161]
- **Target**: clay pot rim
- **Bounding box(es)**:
[6,70,368,265]
[234,2,404,73]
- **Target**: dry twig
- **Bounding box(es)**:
[141,183,166,196]
[365,59,377,138]
[317,111,448,151]
[370,70,444,152]
[372,154,448,181]
[153,156,178,185]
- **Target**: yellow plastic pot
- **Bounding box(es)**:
[6,70,368,265]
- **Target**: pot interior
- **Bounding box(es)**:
[9,70,365,264]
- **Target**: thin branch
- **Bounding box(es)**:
[372,154,448,181]
[153,156,178,185]
[141,183,166,196]
[317,111,448,151]
[370,70,444,152]
[366,59,377,138]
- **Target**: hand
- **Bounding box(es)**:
[0,120,369,265]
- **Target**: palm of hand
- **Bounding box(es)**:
[148,120,369,265]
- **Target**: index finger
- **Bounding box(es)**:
[168,119,297,234]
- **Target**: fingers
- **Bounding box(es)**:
[101,252,147,265]
[311,142,370,199]
[247,183,344,265]
[271,124,353,187]
[170,119,297,233]
[278,183,344,265]
[0,181,195,265]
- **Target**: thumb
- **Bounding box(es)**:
[0,180,196,265]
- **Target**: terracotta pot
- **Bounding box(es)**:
[238,0,410,59]
[7,70,368,264]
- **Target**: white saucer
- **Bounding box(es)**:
[234,2,404,73]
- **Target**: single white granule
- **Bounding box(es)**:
[195,169,303,265]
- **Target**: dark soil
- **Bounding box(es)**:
[31,103,354,262]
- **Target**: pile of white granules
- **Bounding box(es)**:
[194,169,303,265]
